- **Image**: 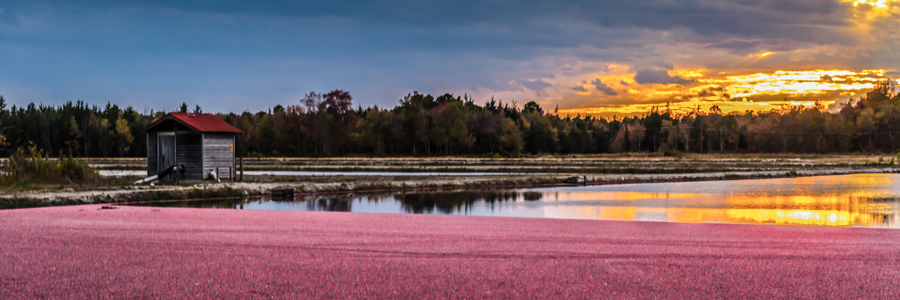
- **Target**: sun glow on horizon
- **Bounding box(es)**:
[841,0,900,19]
[844,0,895,8]
[554,68,890,117]
[557,100,836,118]
[722,69,883,98]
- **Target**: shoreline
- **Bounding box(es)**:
[2,167,896,209]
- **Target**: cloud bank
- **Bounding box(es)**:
[0,0,896,113]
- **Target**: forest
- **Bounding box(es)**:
[0,81,898,158]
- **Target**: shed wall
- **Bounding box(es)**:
[147,132,158,176]
[203,133,235,178]
[158,134,176,183]
[175,132,203,179]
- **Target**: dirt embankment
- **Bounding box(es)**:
[133,155,896,173]
[2,155,898,207]
[38,154,898,173]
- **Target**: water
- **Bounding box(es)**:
[100,170,540,177]
[132,173,900,228]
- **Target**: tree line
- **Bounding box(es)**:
[0,81,898,158]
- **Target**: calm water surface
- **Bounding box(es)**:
[100,170,539,177]
[137,173,900,228]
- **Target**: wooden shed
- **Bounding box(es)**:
[142,113,242,183]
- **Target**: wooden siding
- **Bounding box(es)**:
[203,133,235,178]
[158,134,176,183]
[175,132,203,179]
[147,132,158,176]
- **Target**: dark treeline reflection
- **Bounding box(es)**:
[130,198,247,209]
[292,190,543,214]
[128,189,543,214]
[306,197,353,212]
[394,190,541,214]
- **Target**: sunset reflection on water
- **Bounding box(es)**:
[540,174,899,227]
[136,174,900,228]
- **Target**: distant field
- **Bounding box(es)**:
[3,154,896,179]
[58,154,899,174]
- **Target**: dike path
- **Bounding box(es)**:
[2,205,899,298]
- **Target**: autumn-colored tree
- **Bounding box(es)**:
[629,122,646,152]
[499,118,523,157]
[322,89,356,154]
[398,92,428,154]
[522,110,557,154]
[114,115,133,156]
[469,110,504,154]
[359,107,395,155]
[283,104,309,155]
[432,101,474,154]
[257,114,278,154]
[611,123,630,153]
[2,82,900,158]
[0,97,6,150]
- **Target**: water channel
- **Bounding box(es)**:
[100,170,540,177]
[132,173,900,228]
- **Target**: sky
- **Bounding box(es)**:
[0,0,898,116]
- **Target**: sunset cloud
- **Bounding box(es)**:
[634,69,696,86]
[590,79,618,96]
[0,0,896,113]
[571,85,588,93]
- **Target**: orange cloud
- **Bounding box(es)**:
[555,69,886,117]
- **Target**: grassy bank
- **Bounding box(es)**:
[90,187,246,204]
[0,144,138,193]
[1,187,245,209]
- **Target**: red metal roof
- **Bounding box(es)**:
[144,113,243,133]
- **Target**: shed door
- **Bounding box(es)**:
[158,134,176,183]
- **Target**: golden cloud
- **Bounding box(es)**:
[492,0,899,118]
[556,69,888,117]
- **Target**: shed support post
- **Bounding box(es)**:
[240,157,244,182]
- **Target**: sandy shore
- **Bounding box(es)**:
[1,205,898,298]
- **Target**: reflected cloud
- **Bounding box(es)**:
[541,174,900,227]
[130,174,900,228]
[544,202,895,227]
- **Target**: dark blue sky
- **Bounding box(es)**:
[1,0,897,113]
